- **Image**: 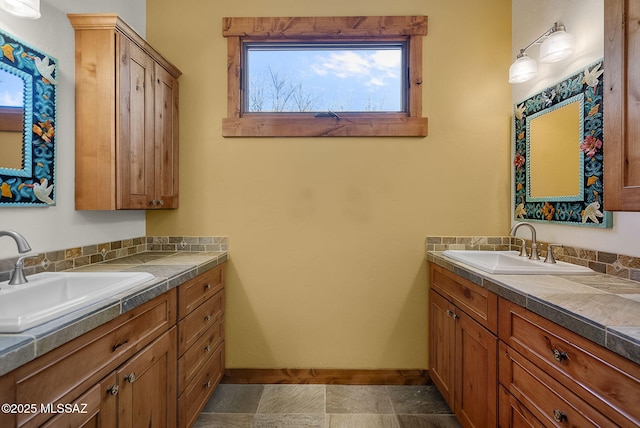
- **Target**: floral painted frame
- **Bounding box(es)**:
[0,28,57,206]
[513,59,612,228]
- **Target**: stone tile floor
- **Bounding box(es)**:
[194,384,462,427]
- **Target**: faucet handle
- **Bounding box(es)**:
[8,254,39,285]
[516,238,528,257]
[544,244,563,264]
[16,253,39,266]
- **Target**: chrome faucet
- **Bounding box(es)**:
[509,222,540,260]
[0,230,33,285]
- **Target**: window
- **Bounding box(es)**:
[222,16,428,137]
[244,42,406,113]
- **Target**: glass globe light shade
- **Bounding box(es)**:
[539,30,575,63]
[0,0,40,18]
[508,53,538,83]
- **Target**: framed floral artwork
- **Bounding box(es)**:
[513,59,612,227]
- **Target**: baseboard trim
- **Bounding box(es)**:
[222,369,431,385]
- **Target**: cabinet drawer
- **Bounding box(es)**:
[498,385,544,428]
[499,298,640,427]
[178,343,224,428]
[8,289,176,427]
[500,342,615,427]
[178,289,224,356]
[430,263,497,332]
[177,317,224,394]
[178,264,225,320]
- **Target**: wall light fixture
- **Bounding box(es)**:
[0,0,40,19]
[509,22,575,84]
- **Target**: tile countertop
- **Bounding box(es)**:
[427,251,640,366]
[0,251,227,377]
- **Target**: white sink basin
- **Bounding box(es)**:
[0,271,155,333]
[442,250,594,275]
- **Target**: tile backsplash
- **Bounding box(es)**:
[0,236,228,282]
[426,236,640,283]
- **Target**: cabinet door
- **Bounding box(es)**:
[604,0,640,210]
[117,327,177,428]
[154,63,179,209]
[455,309,497,428]
[428,289,455,410]
[117,33,156,209]
[41,374,117,428]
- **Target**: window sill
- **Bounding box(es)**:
[222,116,428,137]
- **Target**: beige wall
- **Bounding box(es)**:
[146,0,512,369]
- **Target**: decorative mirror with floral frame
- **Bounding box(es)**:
[0,28,57,206]
[513,59,612,228]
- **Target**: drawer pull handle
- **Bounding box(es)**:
[204,345,211,352]
[204,314,211,321]
[552,349,567,362]
[112,339,129,352]
[108,385,119,396]
[125,372,136,383]
[204,380,211,389]
[552,409,567,422]
[204,283,211,290]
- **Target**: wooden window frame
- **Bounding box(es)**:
[222,16,428,137]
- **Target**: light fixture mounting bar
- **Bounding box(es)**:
[518,22,565,55]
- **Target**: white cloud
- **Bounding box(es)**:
[311,49,401,86]
[367,77,386,87]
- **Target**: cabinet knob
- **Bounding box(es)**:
[204,380,211,389]
[204,283,211,291]
[446,309,453,317]
[108,385,119,396]
[158,199,164,205]
[125,372,136,383]
[452,313,460,320]
[552,349,567,362]
[204,314,211,322]
[204,344,211,353]
[552,409,567,422]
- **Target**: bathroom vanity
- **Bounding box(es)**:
[428,251,640,428]
[0,251,226,428]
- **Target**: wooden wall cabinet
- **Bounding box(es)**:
[69,14,181,210]
[428,264,498,428]
[177,264,226,428]
[604,0,640,210]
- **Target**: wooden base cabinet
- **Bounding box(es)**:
[177,263,226,428]
[498,298,640,428]
[0,263,228,428]
[429,263,640,427]
[0,290,177,428]
[428,264,498,428]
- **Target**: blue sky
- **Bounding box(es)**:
[0,68,24,107]
[246,46,403,113]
